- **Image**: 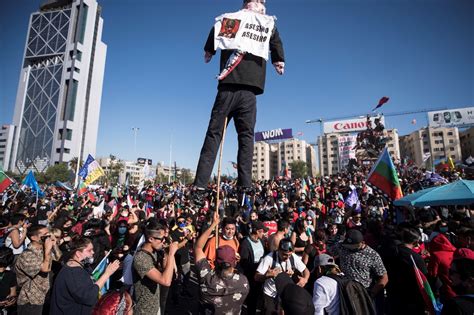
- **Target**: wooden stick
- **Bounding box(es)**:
[215,116,228,249]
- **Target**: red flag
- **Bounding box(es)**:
[372,96,390,111]
[88,192,96,202]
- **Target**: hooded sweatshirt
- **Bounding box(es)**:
[428,233,456,300]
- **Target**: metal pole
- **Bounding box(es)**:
[215,117,228,250]
[132,127,140,159]
[168,135,172,183]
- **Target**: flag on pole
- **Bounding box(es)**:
[78,154,105,185]
[410,255,440,315]
[22,170,44,197]
[345,188,362,212]
[78,180,87,196]
[92,251,111,296]
[372,96,390,111]
[366,148,403,200]
[0,165,14,194]
[448,157,455,170]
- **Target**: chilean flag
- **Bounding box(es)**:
[372,96,389,111]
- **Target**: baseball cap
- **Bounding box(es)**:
[216,245,237,267]
[278,238,294,252]
[275,273,315,315]
[343,229,364,245]
[314,254,336,267]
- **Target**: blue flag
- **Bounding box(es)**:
[22,171,44,197]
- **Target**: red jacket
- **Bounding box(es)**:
[428,233,456,300]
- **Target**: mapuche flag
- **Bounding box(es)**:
[366,148,403,200]
[0,165,13,194]
[410,255,440,315]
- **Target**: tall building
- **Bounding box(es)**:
[0,125,16,170]
[10,0,106,173]
[399,126,462,166]
[318,129,400,176]
[252,138,316,180]
[459,127,474,161]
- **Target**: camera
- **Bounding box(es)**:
[41,235,50,242]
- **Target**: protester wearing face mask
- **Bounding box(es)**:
[204,217,240,269]
[15,224,54,315]
[50,237,120,315]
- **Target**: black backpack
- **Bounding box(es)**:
[326,274,376,315]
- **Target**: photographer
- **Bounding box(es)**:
[132,220,178,315]
[15,224,54,315]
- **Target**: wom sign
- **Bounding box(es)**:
[255,128,293,142]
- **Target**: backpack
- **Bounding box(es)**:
[326,274,376,315]
[271,251,300,283]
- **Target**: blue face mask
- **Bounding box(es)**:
[439,227,449,233]
[178,222,186,229]
[118,227,128,235]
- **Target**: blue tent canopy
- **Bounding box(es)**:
[394,180,474,207]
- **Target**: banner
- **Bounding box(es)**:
[338,135,357,170]
[255,128,292,142]
[214,10,275,60]
[323,116,385,134]
[427,107,474,128]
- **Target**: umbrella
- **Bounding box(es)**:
[394,180,474,207]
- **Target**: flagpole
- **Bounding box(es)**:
[168,134,172,184]
[215,117,228,250]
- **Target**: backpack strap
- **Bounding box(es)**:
[271,251,277,269]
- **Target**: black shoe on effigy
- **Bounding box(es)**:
[191,187,207,206]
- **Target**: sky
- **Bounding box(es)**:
[1,0,473,174]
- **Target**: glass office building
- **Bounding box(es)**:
[10,0,106,172]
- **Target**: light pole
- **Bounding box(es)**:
[132,127,140,160]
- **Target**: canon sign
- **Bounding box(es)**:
[323,117,385,134]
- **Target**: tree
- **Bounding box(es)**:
[42,163,73,183]
[105,156,124,185]
[289,160,308,179]
[69,157,83,172]
[179,168,194,185]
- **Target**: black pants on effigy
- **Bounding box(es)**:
[194,87,256,188]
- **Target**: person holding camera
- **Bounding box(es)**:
[133,221,178,315]
[194,210,249,314]
[14,224,54,315]
[255,238,310,315]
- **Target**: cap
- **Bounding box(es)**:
[275,273,315,315]
[216,245,237,267]
[314,254,336,267]
[278,238,294,252]
[343,229,364,245]
[251,221,268,233]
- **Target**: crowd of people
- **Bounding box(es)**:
[0,164,473,315]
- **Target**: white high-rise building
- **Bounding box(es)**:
[10,0,106,172]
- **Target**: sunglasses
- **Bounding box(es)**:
[279,240,293,252]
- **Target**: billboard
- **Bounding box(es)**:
[427,107,474,128]
[338,135,357,169]
[323,116,385,134]
[255,128,292,142]
[137,158,153,165]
